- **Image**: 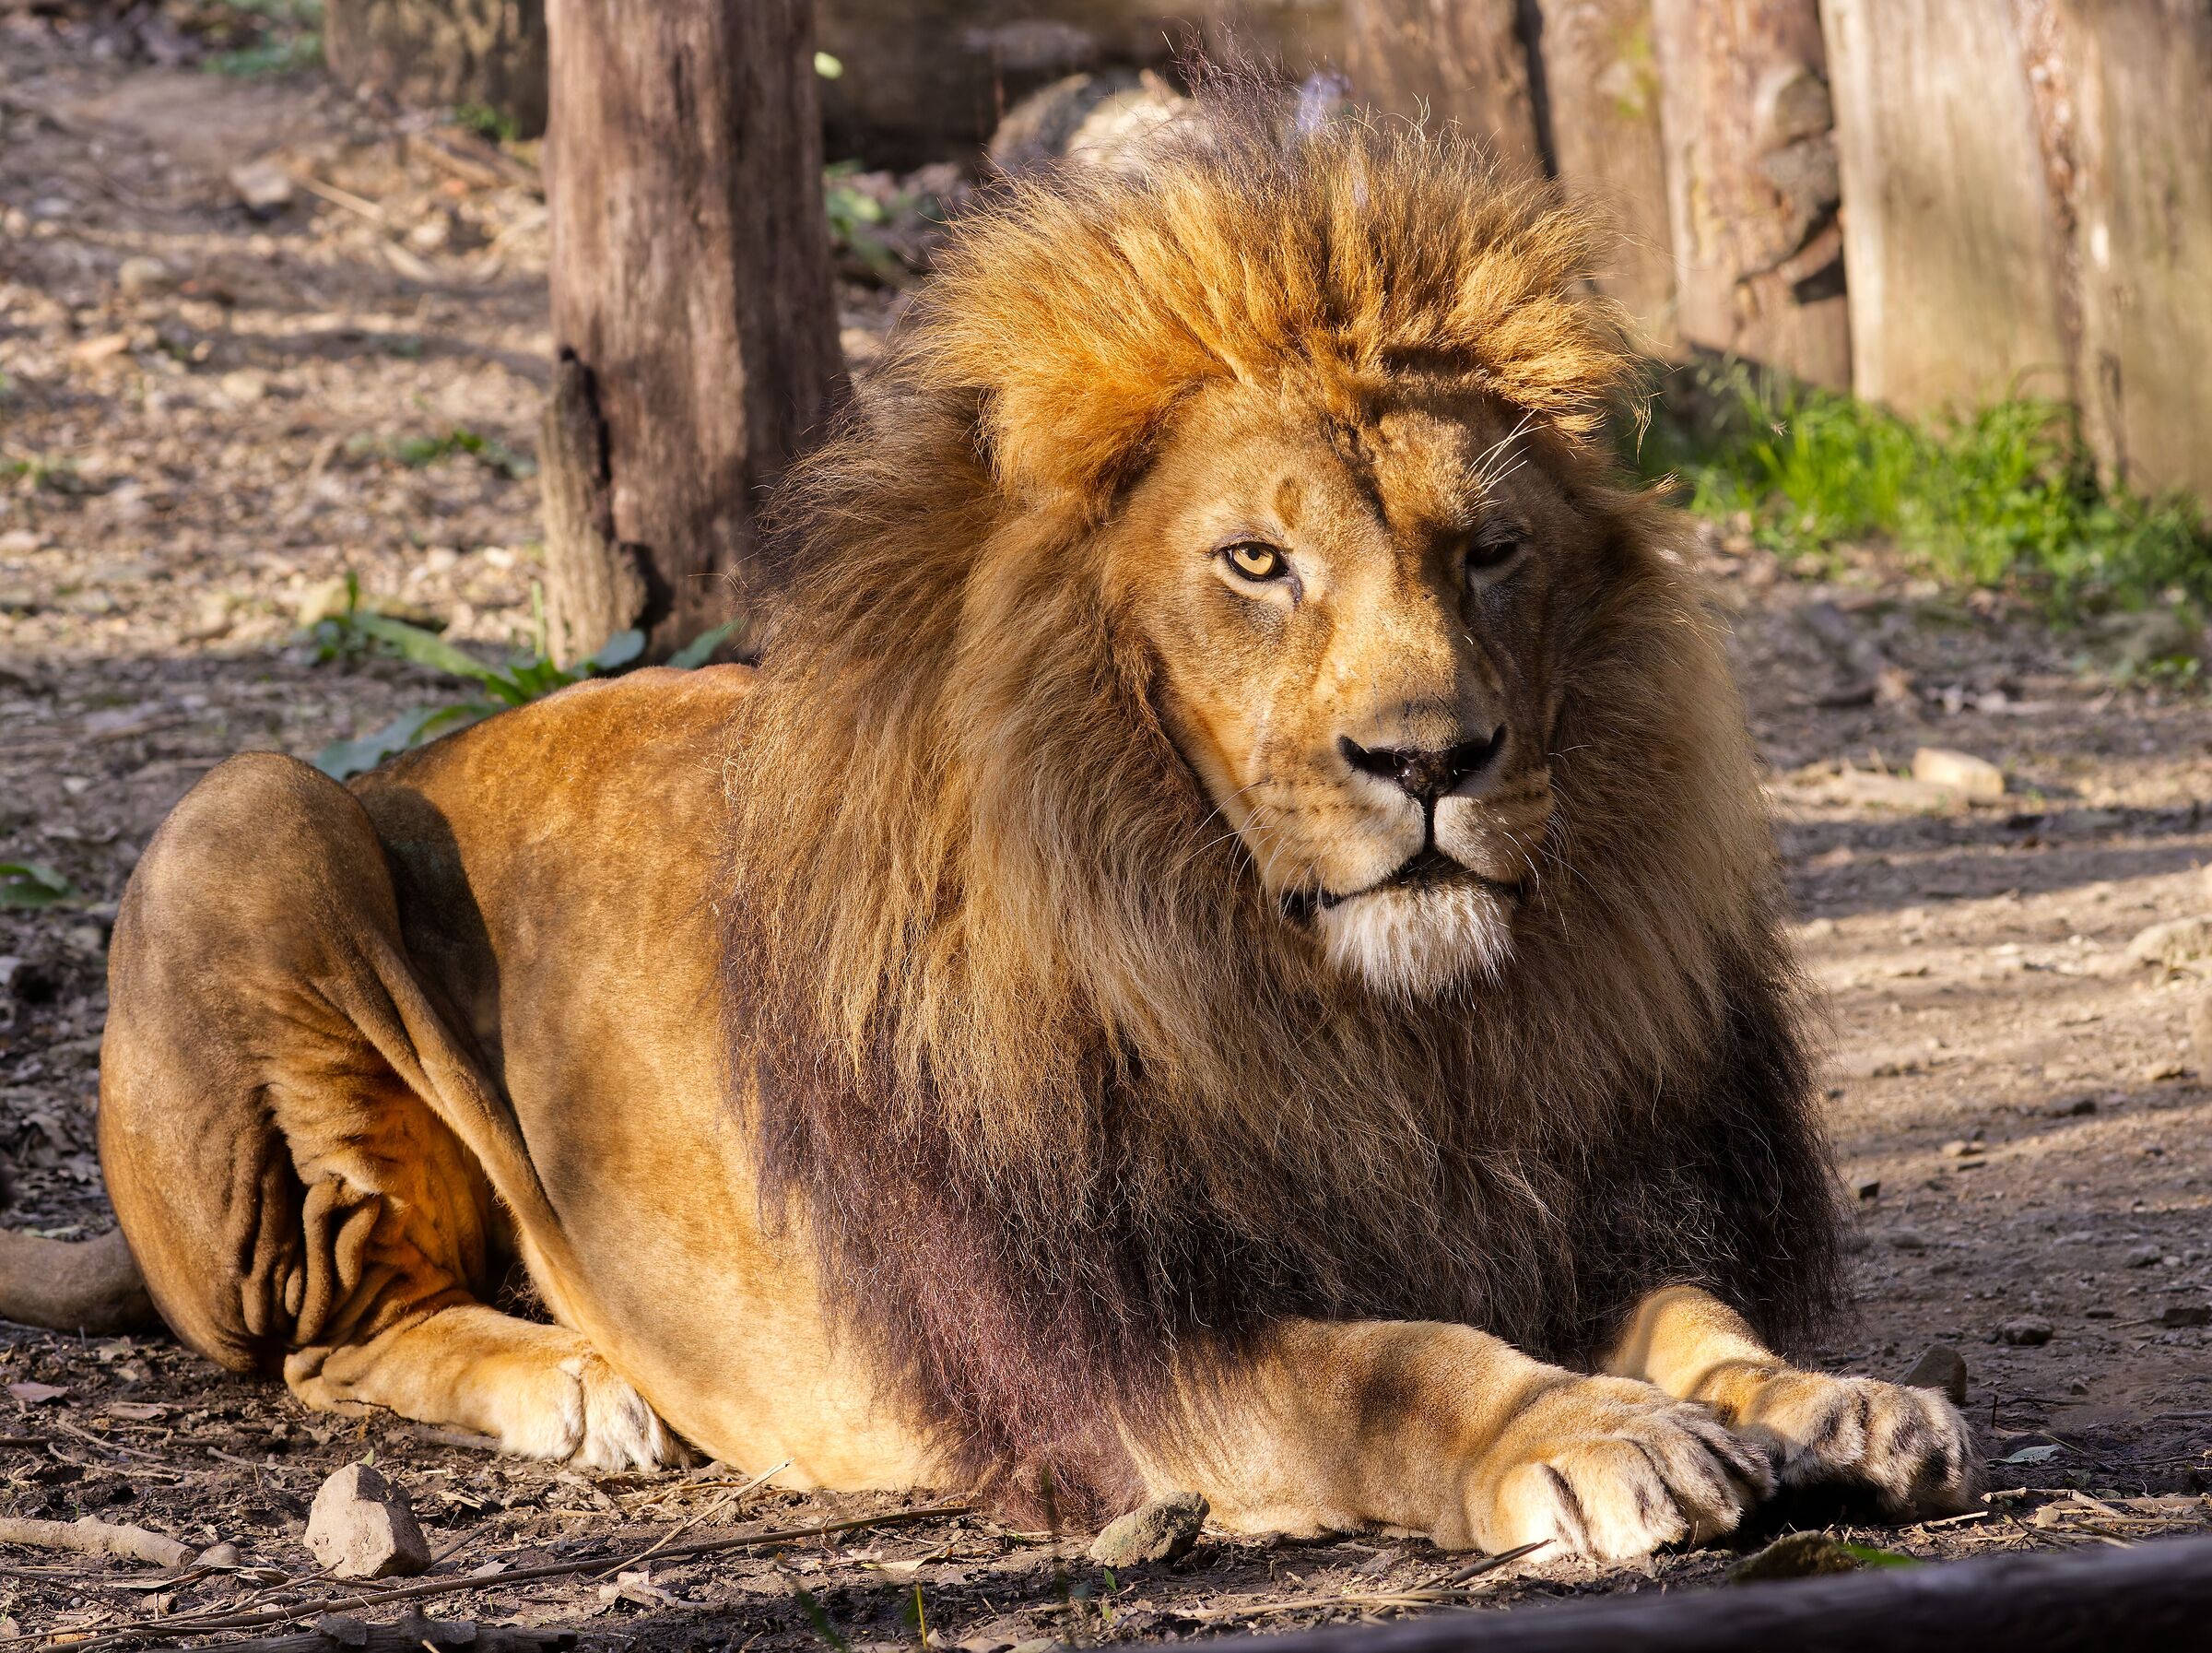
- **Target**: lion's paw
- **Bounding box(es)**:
[1735,1370,1982,1517]
[1470,1376,1772,1561]
[497,1351,688,1471]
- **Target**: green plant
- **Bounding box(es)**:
[348,426,536,480]
[824,161,908,283]
[0,862,78,910]
[203,0,323,76]
[1637,359,2211,616]
[309,576,735,779]
[453,101,521,144]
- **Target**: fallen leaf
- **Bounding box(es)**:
[2000,1443,2063,1464]
[8,1381,67,1406]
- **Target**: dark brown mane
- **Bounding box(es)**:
[722,100,1844,1520]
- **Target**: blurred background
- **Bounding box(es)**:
[5,2,2212,1645]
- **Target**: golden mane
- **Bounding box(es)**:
[724,104,1842,1517]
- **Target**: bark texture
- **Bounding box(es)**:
[1820,0,2070,410]
[1344,0,1547,176]
[1537,0,1677,351]
[541,0,845,663]
[324,0,547,138]
[1649,0,1848,385]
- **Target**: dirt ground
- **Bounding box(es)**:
[4,12,2210,1650]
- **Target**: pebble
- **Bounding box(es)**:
[1994,1317,2054,1347]
[1901,1342,1969,1405]
[1088,1491,1206,1568]
[218,369,269,404]
[1941,1138,1984,1159]
[228,159,295,217]
[1911,747,2006,801]
[305,1462,430,1579]
[116,254,175,299]
[1888,1229,1927,1251]
[2125,916,2212,969]
[2125,1245,2163,1269]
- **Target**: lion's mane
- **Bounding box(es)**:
[724,101,1844,1517]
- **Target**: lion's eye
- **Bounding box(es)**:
[1464,532,1525,579]
[1224,541,1288,582]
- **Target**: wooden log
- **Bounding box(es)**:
[1819,0,2072,414]
[1648,0,1849,386]
[1535,0,1677,351]
[1235,1531,2212,1652]
[541,0,845,662]
[1344,0,1547,176]
[0,1224,155,1335]
[0,1513,192,1569]
[2063,0,2212,502]
[324,1,547,139]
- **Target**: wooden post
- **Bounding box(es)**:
[1818,0,2071,414]
[540,0,845,664]
[1344,0,1548,177]
[324,0,548,138]
[2062,0,2212,502]
[1647,0,1849,386]
[1535,0,1677,352]
[1239,1532,2212,1653]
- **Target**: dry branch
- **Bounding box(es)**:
[0,1515,192,1569]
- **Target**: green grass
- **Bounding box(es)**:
[204,0,324,77]
[1637,360,2211,616]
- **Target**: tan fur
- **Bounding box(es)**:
[0,106,1979,1557]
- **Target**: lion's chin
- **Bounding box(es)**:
[1315,880,1514,997]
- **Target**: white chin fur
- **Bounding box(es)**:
[1317,881,1512,996]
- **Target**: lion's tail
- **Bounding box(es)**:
[0,1226,157,1336]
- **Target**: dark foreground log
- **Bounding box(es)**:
[1235,1533,2212,1653]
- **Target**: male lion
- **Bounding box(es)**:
[2,111,1978,1559]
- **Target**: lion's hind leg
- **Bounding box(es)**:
[287,1305,682,1471]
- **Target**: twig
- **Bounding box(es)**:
[0,1515,193,1569]
[18,1502,971,1653]
[296,172,387,224]
[591,1458,787,1579]
[1420,1537,1549,1589]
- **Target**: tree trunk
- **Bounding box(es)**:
[1344,0,1548,177]
[324,0,547,138]
[1648,0,1848,386]
[1535,0,1677,352]
[1818,0,2070,413]
[540,0,845,664]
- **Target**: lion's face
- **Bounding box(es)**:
[1112,381,1602,996]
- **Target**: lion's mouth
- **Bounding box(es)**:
[1280,847,1526,923]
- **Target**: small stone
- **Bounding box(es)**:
[1088,1491,1206,1568]
[1901,1342,1969,1405]
[1006,1641,1061,1653]
[305,1462,430,1579]
[2126,916,2212,969]
[2126,1245,2164,1269]
[229,159,295,217]
[2157,1304,2212,1329]
[196,1541,243,1568]
[2048,1096,2097,1118]
[1889,1229,1927,1251]
[218,369,268,404]
[1911,747,2006,802]
[1856,1179,1881,1201]
[1994,1317,2054,1347]
[116,255,175,300]
[2143,1058,2188,1082]
[1941,1139,1984,1159]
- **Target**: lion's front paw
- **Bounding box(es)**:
[1735,1371,1982,1517]
[1466,1376,1773,1561]
[554,1352,691,1472]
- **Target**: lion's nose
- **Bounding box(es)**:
[1338,727,1508,804]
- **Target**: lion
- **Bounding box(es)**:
[0,105,1979,1560]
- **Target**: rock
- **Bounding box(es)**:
[1994,1317,2054,1347]
[1941,1138,1984,1159]
[2158,1304,2212,1328]
[228,159,295,217]
[2126,1244,2164,1268]
[1912,747,2006,802]
[1901,1342,1969,1405]
[1888,1229,1927,1251]
[1730,1530,1864,1581]
[218,369,268,404]
[305,1462,429,1579]
[1088,1491,1206,1568]
[989,69,1188,176]
[116,255,175,300]
[2048,1095,2097,1118]
[1856,1179,1881,1201]
[2126,916,2212,968]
